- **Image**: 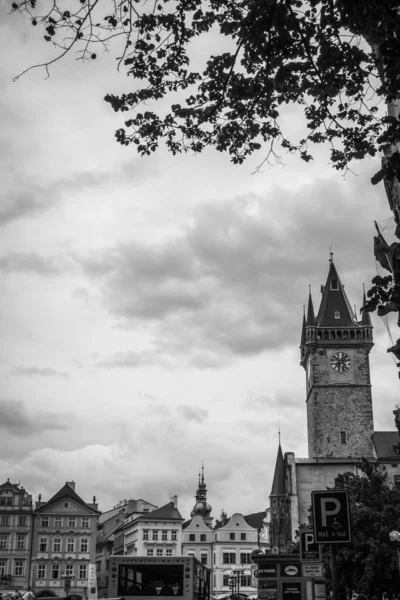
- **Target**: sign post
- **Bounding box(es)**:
[312,490,352,600]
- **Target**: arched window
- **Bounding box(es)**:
[331,279,339,290]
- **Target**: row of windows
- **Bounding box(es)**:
[0,535,27,550]
[0,516,28,526]
[36,564,88,580]
[221,553,252,565]
[0,560,26,577]
[146,549,173,557]
[189,533,247,542]
[142,530,178,541]
[0,498,14,506]
[306,329,371,340]
[39,537,90,552]
[1,516,90,528]
[222,575,252,587]
[186,552,208,565]
[40,517,90,528]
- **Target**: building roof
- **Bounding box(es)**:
[372,431,400,459]
[0,480,23,492]
[37,482,100,514]
[316,260,356,327]
[243,511,266,529]
[98,507,121,525]
[270,444,286,496]
[127,501,183,523]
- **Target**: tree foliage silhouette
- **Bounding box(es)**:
[10,0,400,179]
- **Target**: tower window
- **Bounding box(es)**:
[334,311,340,319]
[340,431,347,444]
[331,279,339,290]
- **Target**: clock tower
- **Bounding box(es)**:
[300,258,374,459]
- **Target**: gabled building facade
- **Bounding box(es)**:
[114,497,183,558]
[0,480,33,591]
[31,481,100,597]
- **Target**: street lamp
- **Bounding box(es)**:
[60,573,75,597]
[229,565,247,600]
[389,531,400,573]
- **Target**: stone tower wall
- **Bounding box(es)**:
[307,344,374,458]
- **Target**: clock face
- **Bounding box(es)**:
[330,351,351,372]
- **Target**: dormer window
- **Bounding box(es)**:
[331,279,339,290]
[334,311,340,319]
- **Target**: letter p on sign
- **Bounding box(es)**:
[312,490,351,544]
[320,498,341,526]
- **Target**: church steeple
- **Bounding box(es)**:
[269,443,291,552]
[270,444,285,497]
[190,464,213,524]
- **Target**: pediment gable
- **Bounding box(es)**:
[185,515,212,532]
[36,498,97,515]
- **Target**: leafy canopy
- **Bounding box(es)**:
[333,460,400,595]
[10,0,400,178]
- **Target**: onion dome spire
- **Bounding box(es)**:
[190,463,212,523]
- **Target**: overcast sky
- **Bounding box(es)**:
[1,6,399,523]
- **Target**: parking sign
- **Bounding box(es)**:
[300,530,321,562]
[312,490,351,543]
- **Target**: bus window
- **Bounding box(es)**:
[117,564,184,596]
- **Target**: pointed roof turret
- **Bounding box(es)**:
[361,284,372,326]
[270,444,286,496]
[316,259,356,326]
[300,309,306,347]
[306,287,315,326]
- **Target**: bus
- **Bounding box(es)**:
[107,556,210,600]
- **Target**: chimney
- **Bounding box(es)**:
[171,495,178,509]
[66,481,75,491]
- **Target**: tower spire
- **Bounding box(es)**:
[190,465,213,524]
[361,283,372,326]
[306,286,315,326]
[316,259,355,326]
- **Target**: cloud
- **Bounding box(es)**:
[94,350,174,369]
[0,252,67,275]
[0,163,155,228]
[11,366,69,378]
[177,405,208,423]
[0,399,70,436]
[76,172,380,367]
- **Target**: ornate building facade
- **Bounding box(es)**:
[31,481,100,597]
[0,480,33,591]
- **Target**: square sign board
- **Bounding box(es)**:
[300,531,321,562]
[312,490,351,544]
